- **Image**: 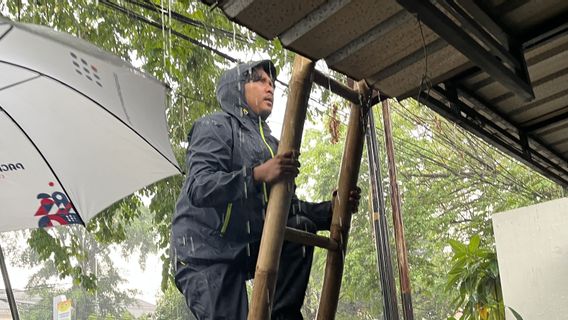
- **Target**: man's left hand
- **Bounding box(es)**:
[331,187,362,214]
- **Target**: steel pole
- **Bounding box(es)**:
[366,109,400,320]
[0,245,20,320]
[381,99,414,320]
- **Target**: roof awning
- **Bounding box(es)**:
[202,0,568,186]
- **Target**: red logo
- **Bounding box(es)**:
[35,182,81,227]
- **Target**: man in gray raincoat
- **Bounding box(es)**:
[172,60,360,320]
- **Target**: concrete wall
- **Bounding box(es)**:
[492,197,568,320]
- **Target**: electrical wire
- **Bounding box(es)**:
[99,0,550,200]
[100,0,239,63]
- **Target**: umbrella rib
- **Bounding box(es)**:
[0,60,183,174]
[0,74,40,92]
[0,105,86,227]
[0,25,14,41]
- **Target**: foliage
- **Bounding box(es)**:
[296,99,562,319]
[446,235,503,320]
[152,281,195,320]
[0,0,286,293]
[15,224,139,319]
[2,208,157,318]
[0,1,564,319]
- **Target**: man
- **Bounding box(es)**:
[172,60,360,319]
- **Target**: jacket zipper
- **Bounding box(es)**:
[258,117,275,203]
[220,117,274,236]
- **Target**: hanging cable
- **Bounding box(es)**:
[100,0,239,63]
[127,0,250,42]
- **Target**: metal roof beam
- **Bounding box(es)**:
[418,91,568,187]
[396,0,535,101]
[433,86,520,146]
[455,86,568,168]
[524,107,568,132]
[439,0,519,69]
[455,0,510,48]
[523,20,568,49]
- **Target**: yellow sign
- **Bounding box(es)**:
[56,299,72,320]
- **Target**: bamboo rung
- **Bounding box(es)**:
[284,227,339,251]
[313,70,361,105]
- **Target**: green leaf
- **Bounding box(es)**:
[469,234,481,252]
[449,239,467,254]
[508,306,524,320]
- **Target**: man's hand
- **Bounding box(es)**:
[253,150,300,184]
[331,187,362,213]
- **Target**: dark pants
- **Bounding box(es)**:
[175,215,317,320]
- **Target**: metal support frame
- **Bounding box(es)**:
[0,245,19,320]
[396,0,535,101]
[522,17,568,48]
[520,133,531,159]
[418,87,568,187]
[455,0,510,48]
[441,0,516,69]
[381,98,414,320]
[453,84,568,179]
[444,82,460,116]
[523,106,568,132]
[366,108,400,320]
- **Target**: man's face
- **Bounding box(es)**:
[244,68,274,119]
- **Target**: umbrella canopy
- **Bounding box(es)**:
[0,17,182,232]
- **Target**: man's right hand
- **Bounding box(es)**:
[253,150,300,184]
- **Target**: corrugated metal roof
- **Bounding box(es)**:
[203,0,568,186]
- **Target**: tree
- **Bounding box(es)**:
[11,208,160,319]
[0,0,287,293]
[446,235,503,320]
[295,98,562,319]
[152,281,195,320]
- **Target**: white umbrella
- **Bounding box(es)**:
[0,17,182,232]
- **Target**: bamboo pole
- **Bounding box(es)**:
[316,80,370,320]
[381,98,414,320]
[284,227,339,251]
[0,245,20,320]
[248,55,315,320]
[366,109,400,320]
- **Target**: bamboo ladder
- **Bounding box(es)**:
[248,55,371,320]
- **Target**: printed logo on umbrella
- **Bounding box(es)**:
[0,163,25,172]
[34,182,81,228]
[0,163,24,183]
[70,51,103,88]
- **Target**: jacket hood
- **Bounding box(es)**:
[215,60,277,120]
